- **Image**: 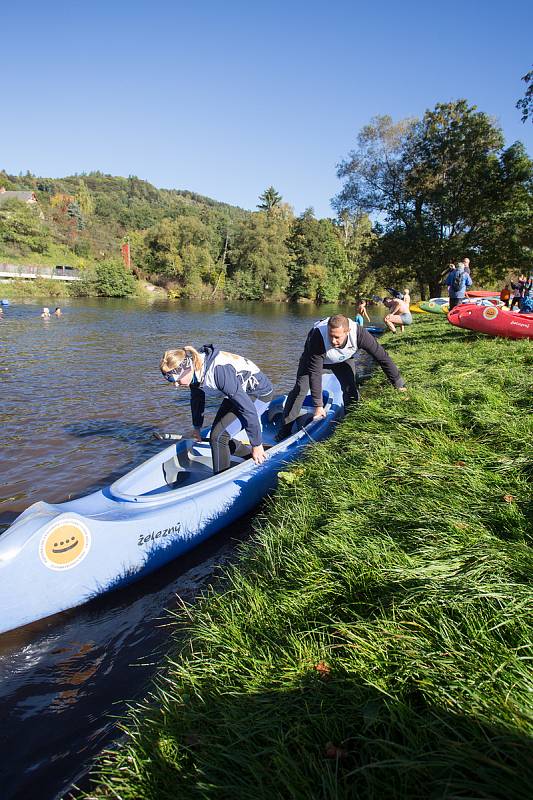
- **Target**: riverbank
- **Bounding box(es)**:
[78,316,532,800]
[0,275,166,301]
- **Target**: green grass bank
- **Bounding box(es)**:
[80,317,532,800]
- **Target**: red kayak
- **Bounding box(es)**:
[448,304,533,339]
[465,290,500,298]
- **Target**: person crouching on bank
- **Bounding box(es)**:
[277,314,406,440]
[160,345,273,474]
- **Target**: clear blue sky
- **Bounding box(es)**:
[1,0,531,217]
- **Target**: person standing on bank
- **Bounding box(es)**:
[355,298,371,326]
[160,345,273,474]
[510,274,527,310]
[277,314,406,440]
[446,261,472,310]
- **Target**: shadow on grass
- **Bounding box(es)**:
[78,683,533,800]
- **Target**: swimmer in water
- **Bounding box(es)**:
[41,307,51,319]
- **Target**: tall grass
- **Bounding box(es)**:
[80,317,532,800]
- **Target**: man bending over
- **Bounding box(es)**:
[277,314,406,439]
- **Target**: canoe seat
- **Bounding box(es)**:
[162,448,194,487]
[268,408,284,424]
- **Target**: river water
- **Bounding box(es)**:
[0,298,383,799]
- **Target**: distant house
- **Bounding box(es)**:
[0,189,38,205]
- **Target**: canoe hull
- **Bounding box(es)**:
[447,304,533,339]
[459,297,503,307]
[0,375,344,634]
[418,298,449,314]
[465,290,500,298]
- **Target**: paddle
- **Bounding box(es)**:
[152,432,183,441]
[386,286,403,299]
[153,431,212,442]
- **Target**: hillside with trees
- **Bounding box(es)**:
[1,99,531,301]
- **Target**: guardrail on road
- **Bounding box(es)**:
[0,263,81,281]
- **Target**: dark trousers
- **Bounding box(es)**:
[282,359,359,428]
[448,296,464,310]
[210,393,273,474]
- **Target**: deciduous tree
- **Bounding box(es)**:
[335,101,533,296]
[143,219,184,279]
[0,199,50,254]
[94,258,136,297]
[227,212,291,300]
[76,179,95,217]
[516,66,533,124]
[287,210,349,302]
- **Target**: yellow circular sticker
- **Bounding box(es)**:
[483,306,499,320]
[39,519,91,570]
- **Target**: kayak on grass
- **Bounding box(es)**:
[0,374,344,635]
[447,304,533,339]
[465,290,500,298]
[459,297,504,308]
[410,304,428,314]
[418,298,450,314]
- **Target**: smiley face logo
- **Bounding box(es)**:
[483,306,498,320]
[40,519,91,570]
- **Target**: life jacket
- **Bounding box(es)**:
[314,318,358,365]
[198,345,271,398]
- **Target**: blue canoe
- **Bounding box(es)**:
[0,374,344,634]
